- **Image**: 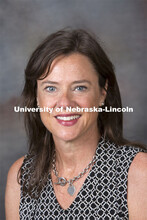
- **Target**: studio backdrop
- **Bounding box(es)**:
[0,0,146,219]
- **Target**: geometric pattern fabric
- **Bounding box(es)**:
[19,137,144,219]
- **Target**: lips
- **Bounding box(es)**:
[55,114,81,126]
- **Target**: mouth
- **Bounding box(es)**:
[56,114,81,121]
[55,114,81,126]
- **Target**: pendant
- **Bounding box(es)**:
[67,184,76,196]
[55,177,67,186]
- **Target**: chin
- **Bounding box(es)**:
[53,131,79,142]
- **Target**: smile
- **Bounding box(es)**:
[56,115,80,121]
[55,114,81,126]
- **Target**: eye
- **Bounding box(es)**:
[45,86,56,92]
[75,86,87,91]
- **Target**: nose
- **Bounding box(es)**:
[56,90,75,109]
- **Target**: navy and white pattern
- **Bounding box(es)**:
[19,137,144,220]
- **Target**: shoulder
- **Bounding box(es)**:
[6,156,25,185]
[129,151,147,173]
[128,152,147,220]
[115,144,146,169]
[128,151,147,185]
[5,156,25,220]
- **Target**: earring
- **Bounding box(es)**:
[101,102,104,106]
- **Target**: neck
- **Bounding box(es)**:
[52,128,100,178]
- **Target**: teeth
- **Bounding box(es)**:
[56,115,80,121]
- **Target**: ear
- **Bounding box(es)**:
[99,80,108,106]
[104,79,108,92]
[36,97,39,107]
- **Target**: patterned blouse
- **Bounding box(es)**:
[19,137,144,220]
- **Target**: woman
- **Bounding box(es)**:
[5,29,147,220]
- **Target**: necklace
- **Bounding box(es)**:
[52,152,96,196]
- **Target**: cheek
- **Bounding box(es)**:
[77,95,99,108]
[82,112,99,131]
[87,112,98,120]
[38,94,56,108]
[39,111,54,133]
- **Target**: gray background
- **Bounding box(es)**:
[0,0,147,219]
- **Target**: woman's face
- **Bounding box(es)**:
[37,53,106,143]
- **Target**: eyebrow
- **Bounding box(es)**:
[41,80,59,85]
[72,80,91,85]
[41,80,92,85]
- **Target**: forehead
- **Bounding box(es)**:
[42,53,98,82]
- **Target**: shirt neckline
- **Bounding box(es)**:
[49,136,104,211]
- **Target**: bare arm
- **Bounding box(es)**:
[5,157,24,220]
[128,152,147,220]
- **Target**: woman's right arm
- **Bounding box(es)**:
[5,156,25,220]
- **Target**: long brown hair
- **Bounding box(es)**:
[21,29,144,197]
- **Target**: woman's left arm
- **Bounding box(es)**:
[128,152,147,220]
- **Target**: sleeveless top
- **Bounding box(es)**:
[19,137,145,220]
